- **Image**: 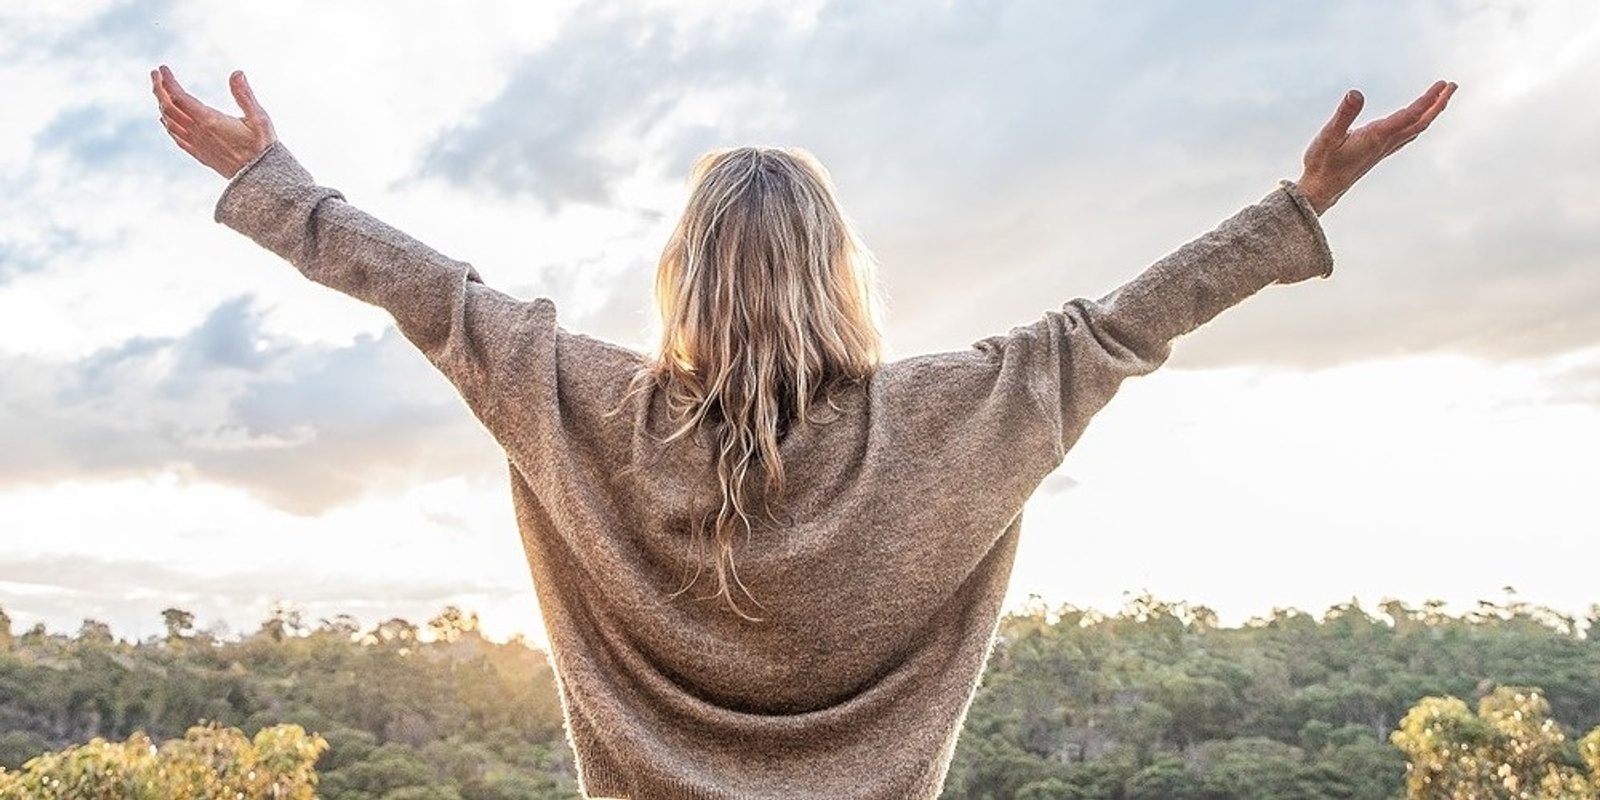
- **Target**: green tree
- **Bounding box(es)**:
[1392,687,1597,798]
[161,608,196,643]
[1124,755,1201,800]
[76,619,114,647]
[0,723,326,799]
[1197,737,1306,800]
[318,741,440,798]
[428,606,481,643]
[0,732,47,772]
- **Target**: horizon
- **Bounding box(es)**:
[9,585,1591,648]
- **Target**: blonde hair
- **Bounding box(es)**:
[649,146,882,618]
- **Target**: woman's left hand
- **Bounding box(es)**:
[152,65,278,179]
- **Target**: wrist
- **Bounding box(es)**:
[1286,173,1324,214]
[1294,174,1336,216]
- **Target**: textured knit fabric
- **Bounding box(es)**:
[215,142,1334,800]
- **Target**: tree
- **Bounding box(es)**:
[1197,737,1306,800]
[0,723,326,799]
[428,606,481,644]
[161,608,196,643]
[370,617,420,647]
[257,602,306,642]
[317,614,362,638]
[318,742,440,798]
[1392,687,1597,798]
[76,619,114,647]
[1124,755,1201,800]
[0,732,47,772]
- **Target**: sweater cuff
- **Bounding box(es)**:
[214,141,295,224]
[1275,179,1335,280]
[212,141,344,268]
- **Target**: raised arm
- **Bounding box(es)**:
[1021,81,1457,455]
[151,66,548,428]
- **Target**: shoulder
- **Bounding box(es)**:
[556,325,647,372]
[550,316,649,398]
[878,317,1062,390]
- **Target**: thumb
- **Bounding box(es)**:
[230,70,270,124]
[1323,89,1364,140]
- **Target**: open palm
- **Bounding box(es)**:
[152,65,278,179]
[1297,80,1457,214]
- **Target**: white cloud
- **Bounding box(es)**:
[409,0,1599,366]
[0,297,501,512]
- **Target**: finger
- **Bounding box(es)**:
[229,71,271,125]
[158,103,196,130]
[159,114,192,140]
[158,64,217,122]
[1401,81,1456,137]
[1368,80,1450,136]
[162,125,200,159]
[1379,81,1457,152]
[1312,89,1364,151]
[157,97,197,129]
[1408,79,1459,115]
[151,68,197,127]
[154,70,199,125]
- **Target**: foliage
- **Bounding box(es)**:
[1392,687,1599,798]
[2,591,1598,799]
[0,723,324,799]
[940,592,1600,800]
[0,603,578,799]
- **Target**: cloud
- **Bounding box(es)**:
[0,297,500,513]
[0,0,179,62]
[0,1,209,288]
[0,227,83,283]
[71,0,180,59]
[415,1,1426,230]
[34,105,167,170]
[1544,351,1600,406]
[414,0,1599,367]
[416,3,780,209]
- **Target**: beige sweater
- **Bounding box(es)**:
[216,142,1333,799]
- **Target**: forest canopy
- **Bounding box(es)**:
[1,594,1597,799]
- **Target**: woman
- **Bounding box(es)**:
[153,66,1453,799]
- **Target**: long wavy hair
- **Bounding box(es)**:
[648,146,883,618]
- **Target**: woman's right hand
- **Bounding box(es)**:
[1296,80,1457,215]
[152,65,278,179]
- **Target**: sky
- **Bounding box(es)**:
[1,0,1597,645]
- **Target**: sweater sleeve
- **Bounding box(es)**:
[212,142,553,422]
[1010,183,1334,459]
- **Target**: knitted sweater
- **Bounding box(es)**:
[216,142,1333,799]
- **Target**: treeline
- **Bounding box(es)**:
[941,594,1600,799]
[0,605,579,798]
[1,595,1597,799]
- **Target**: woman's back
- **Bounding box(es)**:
[490,310,1050,797]
[162,65,1453,799]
